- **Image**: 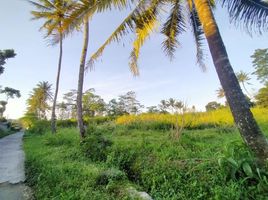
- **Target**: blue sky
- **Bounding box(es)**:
[0,0,267,119]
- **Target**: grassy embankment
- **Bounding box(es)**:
[24,108,268,199]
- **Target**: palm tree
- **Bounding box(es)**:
[29,0,74,133]
[236,70,251,97]
[62,0,129,138]
[88,0,268,162]
[27,81,53,119]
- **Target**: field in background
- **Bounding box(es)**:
[116,107,268,130]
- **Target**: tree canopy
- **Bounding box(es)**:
[0,49,16,75]
[251,48,268,84]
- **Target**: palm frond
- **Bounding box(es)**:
[129,7,159,76]
[86,0,148,70]
[188,0,206,71]
[28,0,51,12]
[161,0,186,60]
[222,0,268,34]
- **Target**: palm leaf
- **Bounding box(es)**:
[86,0,149,70]
[188,1,206,71]
[28,0,51,12]
[129,5,159,75]
[161,0,185,60]
[222,0,268,34]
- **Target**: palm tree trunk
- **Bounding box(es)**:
[51,33,63,134]
[194,0,268,163]
[77,19,89,138]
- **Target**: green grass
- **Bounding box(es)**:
[24,124,268,200]
[24,128,137,200]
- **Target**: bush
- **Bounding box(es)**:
[80,133,113,162]
[57,119,77,128]
[85,116,114,125]
[27,120,50,135]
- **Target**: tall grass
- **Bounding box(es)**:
[116,107,268,130]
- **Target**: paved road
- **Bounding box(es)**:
[0,132,29,200]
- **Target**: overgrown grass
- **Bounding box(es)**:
[24,128,136,200]
[116,107,268,131]
[24,122,268,199]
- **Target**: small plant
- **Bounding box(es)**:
[218,143,268,194]
[80,132,112,162]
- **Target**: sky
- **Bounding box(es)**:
[0,0,267,119]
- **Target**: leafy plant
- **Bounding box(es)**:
[218,143,268,194]
[80,132,113,162]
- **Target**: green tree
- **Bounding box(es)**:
[27,81,52,119]
[29,0,75,133]
[106,98,126,116]
[89,0,268,162]
[1,87,21,101]
[251,48,268,84]
[205,101,221,112]
[56,101,68,119]
[158,100,169,113]
[0,87,21,118]
[63,89,77,119]
[255,83,268,108]
[0,49,16,75]
[118,91,144,115]
[146,106,160,113]
[82,88,106,117]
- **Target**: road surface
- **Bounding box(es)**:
[0,132,31,200]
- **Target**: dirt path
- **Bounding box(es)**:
[0,132,30,200]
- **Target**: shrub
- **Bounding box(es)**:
[85,116,114,125]
[27,120,50,135]
[80,133,113,162]
[218,143,268,195]
[57,119,77,128]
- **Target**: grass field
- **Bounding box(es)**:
[24,118,268,199]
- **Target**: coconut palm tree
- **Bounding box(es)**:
[236,70,251,97]
[88,0,268,162]
[27,81,53,119]
[29,0,75,133]
[62,0,129,138]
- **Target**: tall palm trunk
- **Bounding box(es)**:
[194,0,268,163]
[77,19,89,138]
[51,33,63,134]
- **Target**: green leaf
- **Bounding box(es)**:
[242,162,253,178]
[227,158,238,168]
